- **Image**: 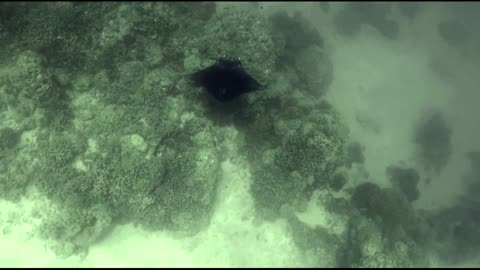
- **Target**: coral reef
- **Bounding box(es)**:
[269,11,333,97]
[345,141,365,168]
[413,111,452,173]
[427,151,480,265]
[386,165,420,202]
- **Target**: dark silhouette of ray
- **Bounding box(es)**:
[190,58,262,102]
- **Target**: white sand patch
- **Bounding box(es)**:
[0,188,78,267]
[295,190,347,237]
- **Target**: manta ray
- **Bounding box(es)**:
[190,58,262,102]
